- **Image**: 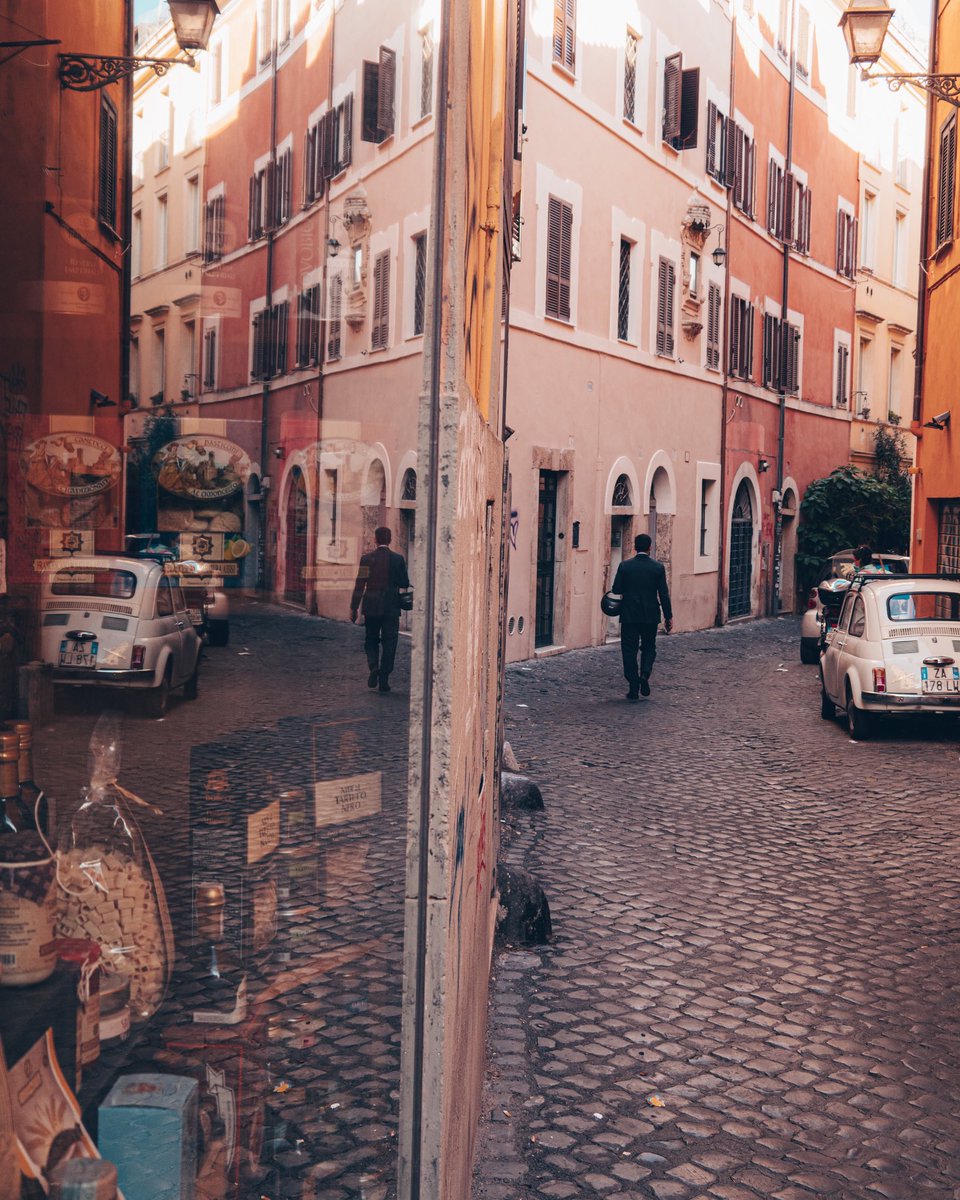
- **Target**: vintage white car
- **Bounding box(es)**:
[799,550,909,664]
[40,556,202,718]
[819,575,960,738]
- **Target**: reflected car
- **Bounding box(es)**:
[179,560,230,647]
[39,556,202,718]
[819,575,960,738]
[799,549,909,663]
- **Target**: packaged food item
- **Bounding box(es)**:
[0,832,57,985]
[57,938,101,1079]
[98,1074,198,1200]
[57,716,173,1019]
[99,975,131,1045]
[49,1157,118,1200]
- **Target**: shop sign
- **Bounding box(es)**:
[21,433,121,529]
[154,436,252,501]
[314,772,382,829]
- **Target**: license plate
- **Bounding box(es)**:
[58,640,98,667]
[921,665,960,694]
[188,607,203,625]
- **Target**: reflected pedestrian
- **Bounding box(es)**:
[350,526,410,693]
[612,532,672,702]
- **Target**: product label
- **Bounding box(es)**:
[251,881,278,951]
[314,772,382,829]
[247,799,281,865]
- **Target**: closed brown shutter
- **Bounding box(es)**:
[937,113,957,248]
[729,298,741,375]
[656,258,675,357]
[663,52,681,143]
[678,67,699,149]
[545,196,572,321]
[248,174,257,240]
[276,302,288,374]
[767,159,779,235]
[706,283,720,369]
[378,47,396,137]
[362,61,381,142]
[784,322,799,394]
[762,313,774,387]
[783,172,795,243]
[98,96,118,229]
[372,252,390,350]
[553,0,575,70]
[341,93,354,168]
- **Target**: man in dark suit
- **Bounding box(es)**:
[612,532,673,702]
[350,526,410,693]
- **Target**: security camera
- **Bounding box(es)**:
[924,410,951,429]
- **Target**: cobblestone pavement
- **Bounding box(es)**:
[474,617,960,1200]
[33,597,411,1200]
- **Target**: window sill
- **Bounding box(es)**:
[411,113,433,131]
[551,61,576,84]
[544,312,573,326]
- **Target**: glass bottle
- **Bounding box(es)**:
[191,882,248,1024]
[0,732,31,833]
[5,721,48,835]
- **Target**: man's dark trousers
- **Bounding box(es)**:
[620,621,659,688]
[365,614,400,685]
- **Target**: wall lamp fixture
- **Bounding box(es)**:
[710,225,726,268]
[840,1,960,105]
[758,455,770,473]
[59,0,219,91]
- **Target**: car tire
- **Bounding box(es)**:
[845,682,873,740]
[800,637,820,665]
[183,662,199,701]
[207,619,229,647]
[820,686,836,720]
[146,670,171,719]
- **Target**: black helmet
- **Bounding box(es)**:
[600,591,622,617]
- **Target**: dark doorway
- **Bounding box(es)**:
[284,467,308,604]
[728,480,753,618]
[535,471,558,647]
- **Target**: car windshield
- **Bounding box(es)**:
[51,567,138,599]
[886,592,960,621]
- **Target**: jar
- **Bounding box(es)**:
[0,833,57,986]
[49,1158,118,1200]
[100,974,131,1045]
[57,938,101,1076]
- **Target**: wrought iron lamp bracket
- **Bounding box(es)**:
[862,69,960,106]
[59,51,195,91]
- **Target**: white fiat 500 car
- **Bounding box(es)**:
[40,556,202,717]
[819,575,960,738]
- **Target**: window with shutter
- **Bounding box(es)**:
[706,284,721,370]
[413,234,427,336]
[678,68,699,149]
[656,258,675,357]
[339,93,354,170]
[362,61,382,142]
[98,96,118,231]
[545,195,573,322]
[203,328,217,389]
[371,251,391,350]
[552,0,576,71]
[203,196,225,262]
[377,47,396,139]
[730,122,755,216]
[420,27,434,119]
[784,321,799,394]
[327,273,343,361]
[730,298,753,380]
[835,209,857,278]
[624,31,638,124]
[762,313,778,389]
[794,183,811,254]
[275,301,288,375]
[706,102,727,184]
[936,112,957,249]
[662,52,681,143]
[835,343,849,406]
[617,239,631,341]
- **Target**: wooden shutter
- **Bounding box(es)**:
[378,47,396,138]
[552,0,564,63]
[248,174,257,240]
[707,283,720,369]
[327,273,343,360]
[762,314,773,387]
[362,61,381,142]
[836,209,844,272]
[784,322,799,393]
[553,0,575,70]
[546,196,572,320]
[937,114,957,247]
[726,120,739,191]
[836,343,848,406]
[558,200,572,320]
[678,68,699,149]
[663,53,681,143]
[706,101,717,177]
[783,172,795,243]
[728,298,740,375]
[744,303,754,378]
[656,258,675,357]
[340,93,353,169]
[371,252,390,349]
[251,312,262,378]
[98,97,118,229]
[303,130,314,204]
[203,328,216,388]
[798,186,811,253]
[276,302,288,374]
[767,160,779,234]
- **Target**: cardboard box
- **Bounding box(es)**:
[98,1073,198,1200]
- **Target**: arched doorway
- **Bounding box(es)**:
[779,487,799,612]
[284,467,308,605]
[362,460,387,553]
[398,468,417,631]
[608,473,633,640]
[728,480,754,618]
[648,466,673,584]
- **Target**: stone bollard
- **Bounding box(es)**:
[502,740,521,772]
[501,770,544,811]
[496,864,552,946]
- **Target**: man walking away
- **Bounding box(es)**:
[612,532,672,702]
[350,526,410,693]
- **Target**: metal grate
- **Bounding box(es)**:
[43,599,133,615]
[884,625,960,638]
[617,239,631,341]
[728,482,753,618]
[623,31,637,123]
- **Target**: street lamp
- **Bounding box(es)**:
[59,0,220,92]
[839,0,960,105]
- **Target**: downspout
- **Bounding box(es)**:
[120,0,134,477]
[716,9,736,626]
[409,0,452,1190]
[772,0,798,615]
[258,28,280,592]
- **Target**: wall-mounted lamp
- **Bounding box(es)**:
[758,456,770,473]
[840,0,960,105]
[90,389,116,408]
[327,238,341,257]
[710,224,726,268]
[59,0,220,91]
[273,445,285,459]
[923,410,951,430]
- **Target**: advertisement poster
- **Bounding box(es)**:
[21,432,121,529]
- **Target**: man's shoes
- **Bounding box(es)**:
[626,689,639,702]
[368,669,379,688]
[639,675,651,697]
[378,681,391,693]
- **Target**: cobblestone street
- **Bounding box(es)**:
[475,617,960,1200]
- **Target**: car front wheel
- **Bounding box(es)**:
[146,670,171,719]
[820,685,836,720]
[800,637,820,665]
[845,682,873,740]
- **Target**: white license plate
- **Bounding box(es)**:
[921,666,960,694]
[59,640,98,667]
[188,608,203,624]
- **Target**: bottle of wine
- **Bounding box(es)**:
[0,732,31,833]
[190,882,248,1025]
[5,721,48,835]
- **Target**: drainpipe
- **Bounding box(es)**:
[120,0,134,488]
[258,28,280,593]
[716,9,736,627]
[772,0,798,616]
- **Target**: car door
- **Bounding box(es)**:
[838,593,869,700]
[824,591,856,698]
[155,575,186,683]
